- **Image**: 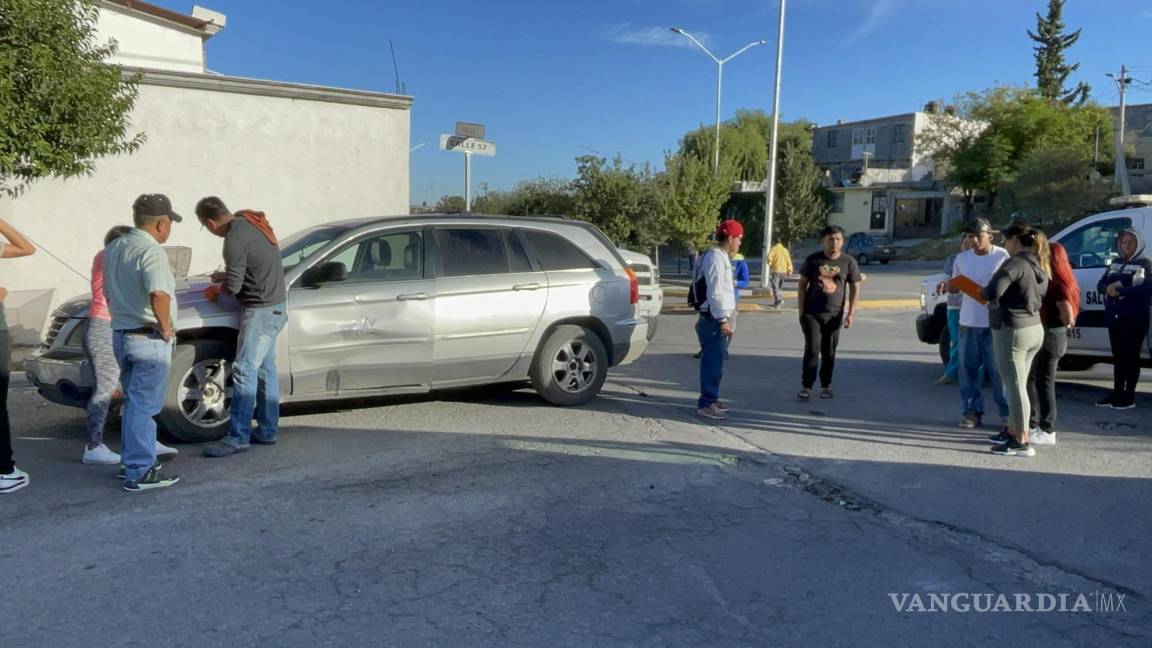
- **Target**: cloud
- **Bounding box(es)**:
[599,23,713,49]
[844,0,904,45]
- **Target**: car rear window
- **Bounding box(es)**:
[522,230,598,271]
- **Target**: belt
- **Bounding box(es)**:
[117,326,159,335]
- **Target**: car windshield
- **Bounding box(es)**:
[280,226,348,271]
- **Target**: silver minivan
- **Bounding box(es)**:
[26,215,648,441]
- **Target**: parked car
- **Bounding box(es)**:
[617,248,662,341]
[914,196,1152,370]
[26,215,649,442]
[846,232,897,265]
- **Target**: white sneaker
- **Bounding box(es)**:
[82,443,122,465]
[155,441,179,458]
[1030,429,1056,446]
[0,467,30,494]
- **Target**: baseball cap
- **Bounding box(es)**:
[132,193,183,223]
[1000,220,1032,239]
[962,217,991,234]
[716,219,744,238]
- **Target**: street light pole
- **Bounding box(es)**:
[671,28,768,176]
[759,0,786,289]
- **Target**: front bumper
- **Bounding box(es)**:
[24,351,92,408]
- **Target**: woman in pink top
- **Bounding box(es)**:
[81,226,131,465]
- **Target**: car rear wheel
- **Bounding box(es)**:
[646,315,658,342]
[857,253,870,266]
[880,259,891,265]
[531,325,608,406]
[158,339,234,443]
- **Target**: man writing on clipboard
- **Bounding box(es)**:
[945,218,1010,431]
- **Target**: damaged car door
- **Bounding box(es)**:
[286,227,433,395]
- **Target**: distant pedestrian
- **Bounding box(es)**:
[768,240,793,308]
[983,223,1048,457]
[104,194,182,492]
[796,225,861,400]
[935,234,973,385]
[1027,239,1078,445]
[196,197,289,457]
[1096,228,1152,410]
[692,220,743,420]
[82,225,164,465]
[0,217,37,495]
[947,217,1010,430]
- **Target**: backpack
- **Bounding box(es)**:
[687,255,708,309]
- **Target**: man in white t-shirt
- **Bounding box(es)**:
[948,217,1010,430]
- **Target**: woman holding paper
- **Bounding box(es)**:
[982,223,1049,457]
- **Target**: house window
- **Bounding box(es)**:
[852,128,864,146]
[893,124,906,145]
[829,193,845,213]
[827,130,839,147]
[1128,158,1146,171]
[865,127,876,145]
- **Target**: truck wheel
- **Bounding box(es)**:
[880,259,891,265]
[1058,356,1097,371]
[531,325,608,406]
[158,339,234,443]
[938,325,951,366]
[646,316,658,342]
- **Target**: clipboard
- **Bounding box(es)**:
[950,274,988,305]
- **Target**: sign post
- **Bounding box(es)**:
[439,126,495,212]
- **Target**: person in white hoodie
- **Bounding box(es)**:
[691,220,743,420]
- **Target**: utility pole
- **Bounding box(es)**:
[759,0,786,288]
[1107,65,1132,195]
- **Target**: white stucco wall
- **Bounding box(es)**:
[97,7,206,73]
[0,73,411,325]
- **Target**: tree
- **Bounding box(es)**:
[917,86,1112,211]
[773,140,828,245]
[661,152,735,254]
[1027,0,1090,106]
[679,111,815,182]
[0,0,143,198]
[571,155,653,245]
[996,145,1116,227]
[502,177,577,216]
[434,195,465,213]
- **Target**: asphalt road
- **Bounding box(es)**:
[1,266,1148,646]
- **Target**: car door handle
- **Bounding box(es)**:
[396,292,433,301]
[513,283,542,291]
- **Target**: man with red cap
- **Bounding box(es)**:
[690,219,743,420]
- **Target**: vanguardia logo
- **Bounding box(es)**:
[888,591,1128,613]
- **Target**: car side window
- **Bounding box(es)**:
[1060,218,1132,269]
[437,228,510,277]
[325,230,424,284]
[506,231,534,273]
[522,230,599,271]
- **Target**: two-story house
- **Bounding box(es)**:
[812,103,970,240]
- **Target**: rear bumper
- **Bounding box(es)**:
[612,318,649,367]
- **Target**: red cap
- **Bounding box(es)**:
[716,219,744,238]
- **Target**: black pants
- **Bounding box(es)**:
[800,313,843,389]
[1027,326,1067,432]
[1108,313,1150,401]
[0,330,12,474]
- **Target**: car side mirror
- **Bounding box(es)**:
[302,261,348,287]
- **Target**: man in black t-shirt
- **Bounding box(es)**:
[796,225,862,400]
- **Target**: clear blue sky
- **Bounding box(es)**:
[155,0,1150,206]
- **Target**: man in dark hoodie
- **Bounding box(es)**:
[195,197,288,456]
[1097,228,1152,410]
[982,222,1048,457]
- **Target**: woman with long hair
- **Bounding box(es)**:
[1026,239,1079,445]
[0,218,37,494]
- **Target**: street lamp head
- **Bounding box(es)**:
[671,27,684,34]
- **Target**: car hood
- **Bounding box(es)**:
[53,275,241,329]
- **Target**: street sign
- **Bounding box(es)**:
[454,122,485,139]
[439,134,496,157]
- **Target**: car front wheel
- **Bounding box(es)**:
[531,325,609,406]
[158,339,234,443]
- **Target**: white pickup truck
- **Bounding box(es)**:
[915,196,1152,370]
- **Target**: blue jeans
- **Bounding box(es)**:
[113,332,172,482]
[229,304,288,444]
[943,308,961,379]
[958,325,1008,420]
[695,316,727,408]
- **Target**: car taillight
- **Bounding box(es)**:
[625,267,639,304]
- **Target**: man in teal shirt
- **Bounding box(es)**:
[104,194,183,492]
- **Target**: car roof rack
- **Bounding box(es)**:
[1107,195,1152,209]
